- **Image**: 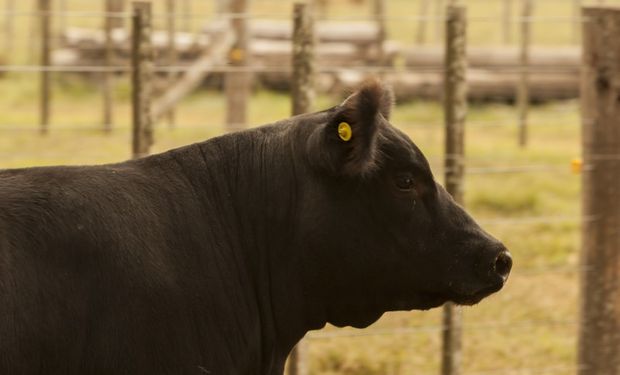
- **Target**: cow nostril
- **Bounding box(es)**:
[494,251,513,280]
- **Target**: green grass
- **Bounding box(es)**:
[0,1,591,374]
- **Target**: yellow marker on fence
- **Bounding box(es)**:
[229,48,245,62]
[571,158,582,174]
[338,122,352,141]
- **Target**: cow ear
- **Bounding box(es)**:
[307,79,393,177]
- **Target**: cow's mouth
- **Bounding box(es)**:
[391,293,449,311]
[451,281,504,306]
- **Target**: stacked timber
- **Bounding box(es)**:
[334,46,580,102]
[53,28,210,68]
[52,21,581,102]
[53,20,384,73]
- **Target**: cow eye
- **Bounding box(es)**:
[395,174,415,190]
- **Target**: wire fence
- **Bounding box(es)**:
[1,1,605,374]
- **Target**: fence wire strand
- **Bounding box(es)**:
[3,2,612,374]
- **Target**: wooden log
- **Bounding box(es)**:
[403,46,579,71]
[578,6,620,375]
[248,20,379,46]
[333,70,578,102]
[250,40,366,67]
[60,27,205,58]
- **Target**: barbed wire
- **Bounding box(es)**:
[0,65,585,74]
[0,10,598,24]
[0,2,609,374]
[0,119,582,132]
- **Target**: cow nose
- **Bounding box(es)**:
[494,251,512,281]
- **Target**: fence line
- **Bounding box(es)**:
[0,65,585,74]
[0,10,600,24]
[1,1,598,374]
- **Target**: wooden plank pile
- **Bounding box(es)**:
[335,46,580,102]
[52,21,581,102]
[52,20,383,75]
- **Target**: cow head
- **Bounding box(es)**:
[295,80,512,329]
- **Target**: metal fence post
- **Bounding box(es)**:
[578,6,620,375]
[131,1,153,159]
[287,3,314,375]
[442,4,467,375]
[39,0,51,135]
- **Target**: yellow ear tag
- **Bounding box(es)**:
[338,122,352,142]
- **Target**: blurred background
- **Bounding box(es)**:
[2,0,617,374]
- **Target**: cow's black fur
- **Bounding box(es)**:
[0,80,511,374]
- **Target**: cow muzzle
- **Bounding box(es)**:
[452,245,512,306]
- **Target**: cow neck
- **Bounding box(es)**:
[197,126,309,365]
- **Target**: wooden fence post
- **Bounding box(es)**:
[372,0,386,64]
[224,0,250,131]
[291,1,315,117]
[102,0,124,133]
[287,3,314,375]
[131,1,153,159]
[579,6,620,375]
[441,4,467,375]
[103,0,114,133]
[39,0,51,135]
[166,0,177,128]
[517,0,532,148]
[502,0,512,44]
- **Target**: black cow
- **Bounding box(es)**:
[0,80,511,374]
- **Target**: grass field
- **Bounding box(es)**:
[0,0,594,374]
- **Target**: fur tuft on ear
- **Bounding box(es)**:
[342,79,394,121]
[307,78,393,177]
